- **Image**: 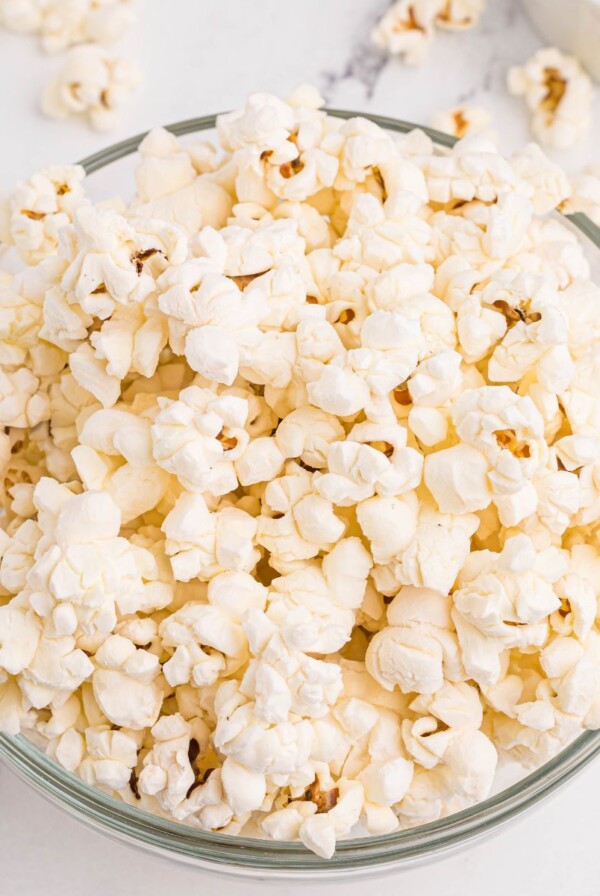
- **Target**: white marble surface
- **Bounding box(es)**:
[2,1,600,893]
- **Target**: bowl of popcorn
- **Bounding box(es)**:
[1,88,600,879]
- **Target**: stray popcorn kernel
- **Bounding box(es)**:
[508,47,593,149]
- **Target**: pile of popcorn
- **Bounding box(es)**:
[2,88,600,859]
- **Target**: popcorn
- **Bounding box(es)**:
[508,48,593,149]
[0,165,87,265]
[373,502,478,595]
[41,44,141,131]
[2,88,600,859]
[431,105,492,140]
[0,368,50,428]
[434,0,485,30]
[0,0,135,52]
[159,269,269,386]
[0,0,44,31]
[371,1,438,65]
[257,466,345,568]
[562,164,600,227]
[39,0,135,54]
[92,634,163,729]
[397,728,497,826]
[452,535,565,686]
[73,407,171,522]
[315,420,423,506]
[151,385,249,495]
[78,725,139,790]
[163,492,259,582]
[366,587,464,694]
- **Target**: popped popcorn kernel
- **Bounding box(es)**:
[41,43,141,132]
[508,47,593,149]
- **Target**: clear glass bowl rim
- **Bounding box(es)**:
[2,109,600,878]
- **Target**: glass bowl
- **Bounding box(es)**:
[2,111,600,880]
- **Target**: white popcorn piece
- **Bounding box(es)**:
[373,502,478,595]
[151,385,249,495]
[510,143,571,215]
[452,535,565,687]
[0,368,50,428]
[450,385,548,511]
[434,1,485,30]
[366,587,464,694]
[257,466,345,568]
[163,492,259,582]
[40,0,135,54]
[74,407,171,523]
[371,1,439,65]
[93,634,163,730]
[508,47,593,150]
[562,164,600,227]
[397,728,497,826]
[0,0,44,32]
[431,104,492,140]
[41,44,141,132]
[0,165,88,265]
[25,479,161,636]
[266,538,372,654]
[159,269,269,386]
[315,421,423,507]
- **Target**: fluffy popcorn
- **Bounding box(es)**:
[0,0,44,32]
[265,538,372,653]
[372,502,478,595]
[151,385,249,495]
[508,48,593,149]
[371,1,438,65]
[431,104,492,140]
[562,164,600,227]
[163,492,260,583]
[0,165,87,265]
[39,0,135,53]
[452,535,565,686]
[73,407,171,522]
[0,368,50,428]
[2,90,600,859]
[397,728,497,826]
[257,465,345,568]
[445,385,548,515]
[92,634,163,729]
[433,0,485,29]
[366,587,465,694]
[314,420,423,505]
[159,269,269,386]
[158,574,266,688]
[0,0,135,51]
[41,44,141,131]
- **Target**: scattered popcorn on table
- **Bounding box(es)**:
[1,88,600,858]
[40,43,141,130]
[40,0,135,54]
[507,47,593,149]
[431,104,492,139]
[372,0,485,64]
[0,0,135,52]
[433,0,485,29]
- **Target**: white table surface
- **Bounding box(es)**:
[2,1,600,893]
